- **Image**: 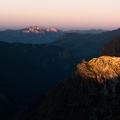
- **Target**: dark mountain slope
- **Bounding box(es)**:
[16,56,120,120]
[0,91,15,120]
[101,36,120,56]
[0,90,32,120]
[0,41,79,99]
[0,41,79,119]
[50,28,120,58]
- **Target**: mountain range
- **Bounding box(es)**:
[1,26,120,60]
[50,28,120,59]
[0,26,108,45]
[0,26,63,44]
[1,26,120,120]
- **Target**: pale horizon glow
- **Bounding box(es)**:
[0,0,120,30]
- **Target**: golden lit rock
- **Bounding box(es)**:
[76,56,120,83]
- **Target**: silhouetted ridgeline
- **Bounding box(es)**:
[66,29,105,34]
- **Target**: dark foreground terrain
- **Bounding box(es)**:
[13,56,120,120]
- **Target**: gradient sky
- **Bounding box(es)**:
[0,0,120,30]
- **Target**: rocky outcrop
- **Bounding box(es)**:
[16,56,120,120]
[76,56,120,83]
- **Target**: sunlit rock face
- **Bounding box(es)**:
[16,56,120,120]
[76,56,120,83]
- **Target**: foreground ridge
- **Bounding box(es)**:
[16,56,120,120]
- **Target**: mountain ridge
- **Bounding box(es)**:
[0,26,64,44]
[50,28,120,58]
[66,29,105,34]
[14,56,120,120]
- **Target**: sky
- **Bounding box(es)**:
[0,0,120,30]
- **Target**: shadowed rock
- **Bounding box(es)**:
[101,36,120,57]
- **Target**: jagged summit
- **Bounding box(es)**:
[76,56,120,83]
[23,25,59,33]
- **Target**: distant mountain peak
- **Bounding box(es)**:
[30,25,46,30]
[76,56,120,83]
[46,27,58,32]
[23,25,59,33]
